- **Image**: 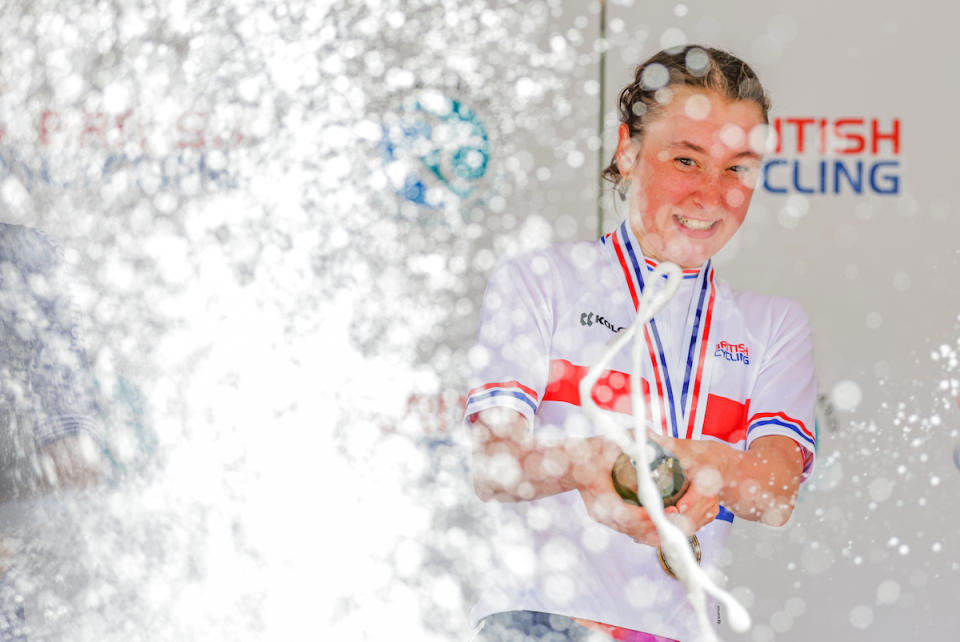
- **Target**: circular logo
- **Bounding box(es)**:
[380,91,490,209]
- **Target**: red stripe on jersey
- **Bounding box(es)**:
[467,380,539,401]
[748,411,814,441]
[700,394,750,444]
[685,269,716,439]
[543,359,648,415]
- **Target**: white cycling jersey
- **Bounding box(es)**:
[464,219,816,640]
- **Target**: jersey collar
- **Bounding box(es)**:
[601,220,704,310]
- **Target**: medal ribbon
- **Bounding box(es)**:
[609,221,715,438]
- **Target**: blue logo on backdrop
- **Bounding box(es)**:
[380,92,490,208]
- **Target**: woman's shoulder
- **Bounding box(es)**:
[716,278,811,329]
[494,238,607,278]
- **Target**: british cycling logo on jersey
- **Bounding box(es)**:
[580,311,624,334]
[714,341,750,365]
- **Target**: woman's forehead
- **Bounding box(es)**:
[658,86,763,122]
[645,87,765,143]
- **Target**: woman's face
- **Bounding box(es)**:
[616,86,767,268]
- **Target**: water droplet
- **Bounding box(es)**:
[725,189,745,208]
[685,47,709,76]
[720,124,746,149]
[640,63,670,90]
[876,580,900,604]
[849,605,873,629]
[868,477,893,502]
[770,610,793,633]
[892,271,911,292]
[684,93,711,120]
[654,87,674,105]
[785,597,806,617]
[659,27,687,51]
[831,380,862,412]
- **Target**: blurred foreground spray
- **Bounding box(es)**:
[0,0,597,639]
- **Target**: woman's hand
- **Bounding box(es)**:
[573,436,698,546]
[669,477,722,535]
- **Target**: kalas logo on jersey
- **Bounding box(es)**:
[761,117,900,195]
[580,311,624,334]
[715,341,750,365]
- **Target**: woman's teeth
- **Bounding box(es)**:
[675,215,717,231]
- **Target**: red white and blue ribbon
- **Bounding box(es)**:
[605,221,716,439]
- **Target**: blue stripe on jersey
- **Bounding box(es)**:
[717,505,734,523]
[748,418,817,448]
[467,389,538,413]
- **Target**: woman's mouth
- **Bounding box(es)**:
[674,214,719,231]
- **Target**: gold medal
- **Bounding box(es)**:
[657,535,701,579]
[612,444,699,579]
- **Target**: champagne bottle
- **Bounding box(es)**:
[611,440,688,508]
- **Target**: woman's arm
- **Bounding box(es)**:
[658,434,804,529]
[471,407,618,502]
[471,407,674,545]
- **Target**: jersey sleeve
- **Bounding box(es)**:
[464,253,554,430]
[744,299,817,480]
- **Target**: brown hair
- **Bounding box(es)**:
[602,45,771,191]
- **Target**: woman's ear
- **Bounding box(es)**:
[616,122,639,175]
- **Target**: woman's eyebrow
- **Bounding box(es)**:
[670,140,708,154]
[670,140,761,160]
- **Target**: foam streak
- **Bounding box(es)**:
[578,262,750,640]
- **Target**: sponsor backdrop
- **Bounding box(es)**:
[0,0,956,639]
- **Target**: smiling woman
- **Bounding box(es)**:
[603,47,770,269]
[615,86,765,268]
[465,45,816,642]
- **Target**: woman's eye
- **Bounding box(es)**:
[674,157,696,168]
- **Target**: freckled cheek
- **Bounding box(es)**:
[724,182,757,211]
[724,188,745,208]
[654,177,700,209]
